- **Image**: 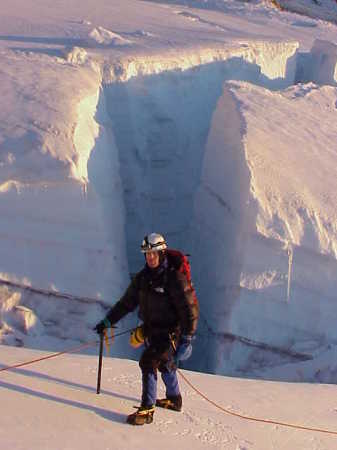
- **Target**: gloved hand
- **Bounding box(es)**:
[94,318,111,334]
[175,335,193,362]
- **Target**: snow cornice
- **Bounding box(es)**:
[101,40,299,84]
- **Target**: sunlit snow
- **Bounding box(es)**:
[0,1,337,446]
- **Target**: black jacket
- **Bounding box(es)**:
[105,260,199,337]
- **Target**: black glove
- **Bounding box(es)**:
[175,335,193,363]
[94,318,111,334]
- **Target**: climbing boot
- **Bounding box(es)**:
[126,405,155,425]
[156,394,182,412]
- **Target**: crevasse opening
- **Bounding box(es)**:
[83,38,337,378]
[87,46,303,374]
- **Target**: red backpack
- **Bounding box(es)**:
[166,249,198,305]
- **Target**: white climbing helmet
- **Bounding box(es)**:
[141,233,167,253]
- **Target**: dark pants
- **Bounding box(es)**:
[139,334,180,406]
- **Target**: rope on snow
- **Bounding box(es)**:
[0,325,336,436]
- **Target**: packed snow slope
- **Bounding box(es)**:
[0,0,337,380]
[1,345,337,450]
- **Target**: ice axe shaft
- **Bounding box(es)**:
[96,332,104,394]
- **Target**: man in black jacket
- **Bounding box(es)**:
[95,232,199,425]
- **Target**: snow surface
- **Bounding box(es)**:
[1,344,337,450]
[1,0,337,447]
[1,0,337,385]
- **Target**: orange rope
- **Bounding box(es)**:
[3,330,336,436]
[0,341,96,373]
[177,369,337,436]
[0,328,130,374]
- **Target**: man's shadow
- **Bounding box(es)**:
[0,366,139,403]
[0,379,128,424]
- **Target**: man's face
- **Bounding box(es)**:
[145,251,160,269]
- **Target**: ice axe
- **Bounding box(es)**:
[96,327,115,394]
[96,332,104,394]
